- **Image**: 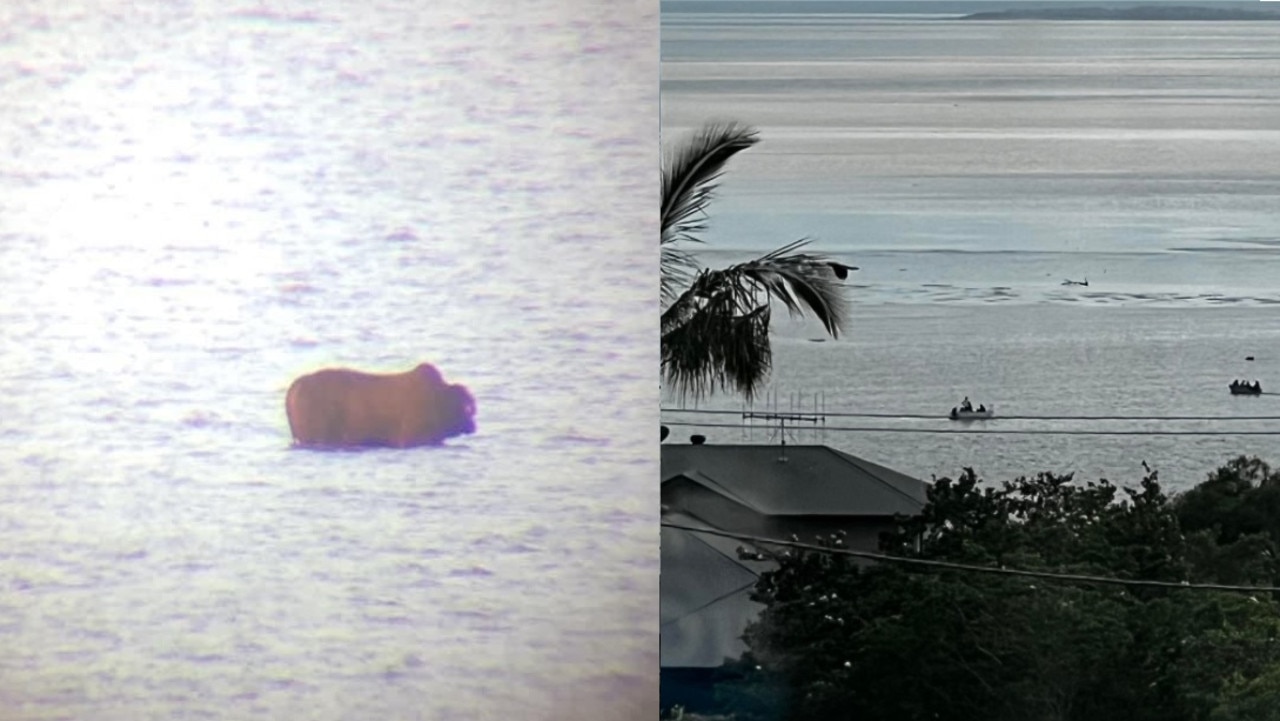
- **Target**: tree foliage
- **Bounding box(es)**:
[660,122,854,401]
[730,459,1280,721]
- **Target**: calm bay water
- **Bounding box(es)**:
[661,11,1280,491]
[2,2,657,719]
[665,304,1280,492]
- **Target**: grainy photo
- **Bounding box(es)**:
[660,1,1280,719]
[0,1,657,718]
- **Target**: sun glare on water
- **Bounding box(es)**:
[18,60,296,344]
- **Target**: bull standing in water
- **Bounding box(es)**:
[286,362,475,448]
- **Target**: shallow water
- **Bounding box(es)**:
[2,2,657,719]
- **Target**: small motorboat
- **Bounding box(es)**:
[1062,278,1089,287]
[950,404,995,420]
[1230,381,1263,396]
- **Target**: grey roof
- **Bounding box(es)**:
[661,444,927,517]
[661,511,771,668]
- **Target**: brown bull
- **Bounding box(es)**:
[285,363,476,448]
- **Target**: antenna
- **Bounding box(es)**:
[820,391,827,445]
[742,411,824,462]
[739,388,830,454]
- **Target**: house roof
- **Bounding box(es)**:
[661,443,927,517]
[661,510,771,668]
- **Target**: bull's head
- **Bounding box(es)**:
[416,363,476,439]
[444,383,477,437]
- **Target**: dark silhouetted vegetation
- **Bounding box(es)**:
[700,457,1280,721]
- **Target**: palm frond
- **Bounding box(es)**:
[660,240,853,399]
[661,122,759,304]
[729,239,851,338]
[662,290,773,401]
[658,121,859,401]
[662,244,700,308]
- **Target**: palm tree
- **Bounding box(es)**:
[661,121,855,401]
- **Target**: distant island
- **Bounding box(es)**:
[961,6,1280,20]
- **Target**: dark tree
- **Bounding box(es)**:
[738,461,1280,721]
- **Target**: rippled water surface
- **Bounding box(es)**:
[2,2,657,719]
[662,11,1280,305]
[661,11,1280,491]
[665,305,1280,492]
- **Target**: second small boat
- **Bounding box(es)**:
[1230,380,1263,396]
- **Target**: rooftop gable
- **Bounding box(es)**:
[661,444,927,517]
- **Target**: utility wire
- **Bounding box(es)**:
[661,522,1280,594]
[662,420,1280,436]
[662,408,1280,422]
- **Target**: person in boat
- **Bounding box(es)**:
[950,407,959,420]
[961,396,973,412]
[977,404,986,413]
[1255,381,1263,392]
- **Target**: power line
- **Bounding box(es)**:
[662,420,1280,436]
[662,407,1280,422]
[661,522,1280,594]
